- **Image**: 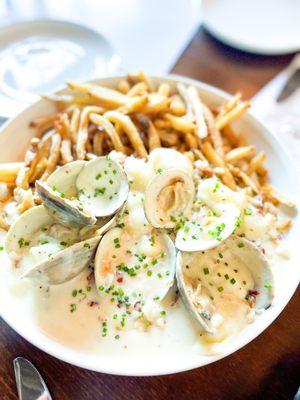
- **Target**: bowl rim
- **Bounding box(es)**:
[0,74,299,376]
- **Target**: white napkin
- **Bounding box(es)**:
[252,67,300,171]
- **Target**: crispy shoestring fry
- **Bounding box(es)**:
[216,102,250,130]
[276,219,292,232]
[117,79,130,94]
[136,71,155,92]
[76,106,104,160]
[147,120,161,151]
[228,164,259,194]
[158,83,170,97]
[225,145,255,163]
[89,113,126,153]
[93,131,104,155]
[105,111,147,158]
[127,82,148,97]
[69,107,80,143]
[187,86,208,140]
[1,74,290,231]
[261,185,295,208]
[40,133,61,181]
[203,104,224,157]
[216,92,242,121]
[202,141,236,190]
[164,114,195,133]
[170,94,186,116]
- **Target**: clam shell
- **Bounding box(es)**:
[5,205,101,285]
[23,235,100,285]
[94,227,176,300]
[36,180,97,228]
[36,157,129,228]
[176,236,274,334]
[144,168,195,228]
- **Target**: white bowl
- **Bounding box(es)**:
[0,75,299,376]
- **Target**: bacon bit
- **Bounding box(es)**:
[171,290,180,307]
[87,300,99,307]
[248,290,259,297]
[134,301,142,312]
[116,272,123,283]
[86,270,95,284]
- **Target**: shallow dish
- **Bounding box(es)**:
[0,75,299,376]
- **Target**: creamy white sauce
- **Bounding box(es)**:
[0,149,290,360]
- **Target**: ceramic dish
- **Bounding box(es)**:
[0,75,298,376]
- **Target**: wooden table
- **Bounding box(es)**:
[1,28,299,400]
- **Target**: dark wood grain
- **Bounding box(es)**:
[1,26,299,400]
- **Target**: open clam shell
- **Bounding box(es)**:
[5,205,101,285]
[36,157,129,228]
[176,236,274,335]
[94,227,176,301]
[144,168,195,228]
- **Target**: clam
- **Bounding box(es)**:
[144,169,195,228]
[176,177,245,252]
[176,236,274,335]
[94,227,176,301]
[36,157,129,228]
[5,205,101,285]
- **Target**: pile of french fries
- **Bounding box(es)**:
[0,71,294,230]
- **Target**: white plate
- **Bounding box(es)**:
[0,75,299,376]
[0,19,120,118]
[202,0,300,55]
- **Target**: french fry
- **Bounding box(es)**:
[187,86,208,139]
[118,95,147,114]
[0,162,24,185]
[153,119,171,129]
[0,212,9,230]
[170,94,186,116]
[276,219,292,232]
[93,131,104,155]
[104,111,147,158]
[136,71,155,92]
[40,133,61,181]
[29,158,47,183]
[127,82,148,97]
[89,113,126,153]
[184,132,198,149]
[158,129,179,147]
[61,139,73,164]
[261,185,295,208]
[176,83,193,117]
[142,93,170,114]
[67,81,128,109]
[228,164,259,193]
[70,107,80,143]
[216,92,242,121]
[76,106,104,160]
[147,120,161,151]
[202,141,236,189]
[17,189,35,213]
[164,114,195,133]
[222,125,239,147]
[216,102,250,130]
[158,83,170,97]
[203,104,223,157]
[248,151,266,175]
[225,145,255,163]
[117,79,130,94]
[192,148,207,162]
